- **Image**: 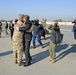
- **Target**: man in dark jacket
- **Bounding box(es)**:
[32,19,43,48]
[73,23,76,39]
[15,15,32,67]
[72,19,76,39]
[9,21,14,39]
[39,24,46,40]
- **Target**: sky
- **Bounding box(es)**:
[0,0,76,21]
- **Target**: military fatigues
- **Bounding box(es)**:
[19,21,33,66]
[4,22,8,35]
[0,22,2,38]
[12,21,24,64]
[48,25,60,61]
[41,19,46,27]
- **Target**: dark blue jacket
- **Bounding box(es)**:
[33,24,42,35]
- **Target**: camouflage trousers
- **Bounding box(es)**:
[12,42,23,63]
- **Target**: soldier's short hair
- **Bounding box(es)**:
[24,15,30,20]
[15,19,18,23]
[36,19,39,22]
[53,20,58,25]
[19,14,25,18]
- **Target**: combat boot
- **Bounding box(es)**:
[18,62,22,66]
[49,58,53,61]
[50,60,55,64]
[14,59,17,64]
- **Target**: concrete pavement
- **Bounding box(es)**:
[0,26,76,75]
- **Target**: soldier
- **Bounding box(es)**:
[12,14,24,66]
[0,21,2,38]
[48,20,60,64]
[4,21,8,35]
[41,18,46,27]
[15,15,33,67]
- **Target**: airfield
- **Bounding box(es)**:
[0,25,76,75]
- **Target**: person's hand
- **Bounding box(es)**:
[14,26,19,31]
[52,21,55,26]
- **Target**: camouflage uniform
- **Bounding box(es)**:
[4,22,8,35]
[12,20,25,65]
[41,19,46,27]
[0,21,2,38]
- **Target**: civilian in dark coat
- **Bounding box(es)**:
[73,23,76,39]
[39,24,46,39]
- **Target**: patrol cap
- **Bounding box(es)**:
[24,15,30,20]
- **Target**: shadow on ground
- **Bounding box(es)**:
[30,42,50,49]
[31,43,76,64]
[56,44,69,52]
[31,44,69,64]
[0,50,13,57]
[41,35,51,40]
[55,44,76,62]
[32,50,49,64]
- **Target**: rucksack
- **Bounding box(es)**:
[51,32,63,44]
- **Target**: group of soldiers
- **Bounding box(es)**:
[0,15,46,67]
[1,15,60,65]
[12,15,46,66]
[0,18,46,38]
[1,16,76,66]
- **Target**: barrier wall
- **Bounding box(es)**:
[2,22,74,26]
[46,22,73,26]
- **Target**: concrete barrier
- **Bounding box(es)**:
[46,22,73,26]
[2,22,74,26]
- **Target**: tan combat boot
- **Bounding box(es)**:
[18,62,22,66]
[50,60,55,64]
[49,58,53,61]
[14,59,17,64]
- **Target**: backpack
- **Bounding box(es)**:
[51,32,63,44]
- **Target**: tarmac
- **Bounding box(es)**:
[0,26,76,75]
